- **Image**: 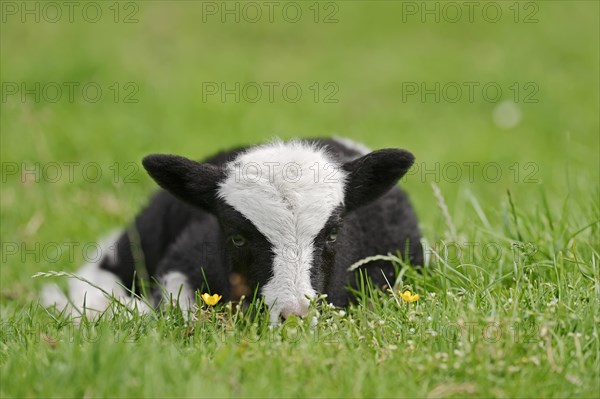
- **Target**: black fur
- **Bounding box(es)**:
[100,138,423,308]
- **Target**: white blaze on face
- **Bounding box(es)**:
[217,141,346,322]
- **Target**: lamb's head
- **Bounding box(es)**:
[142,141,414,323]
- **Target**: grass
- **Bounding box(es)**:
[1,1,599,398]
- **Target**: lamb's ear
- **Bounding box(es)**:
[342,149,415,213]
[142,154,224,212]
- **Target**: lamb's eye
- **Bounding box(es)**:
[327,228,339,243]
[231,234,246,247]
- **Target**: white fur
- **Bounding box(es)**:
[218,140,347,322]
[40,231,151,319]
[160,271,196,314]
[68,262,129,314]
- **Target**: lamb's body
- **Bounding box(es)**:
[43,138,422,319]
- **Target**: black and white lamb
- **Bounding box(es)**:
[42,137,423,323]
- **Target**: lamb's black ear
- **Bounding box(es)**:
[142,154,224,212]
[342,149,415,213]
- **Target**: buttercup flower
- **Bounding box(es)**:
[201,293,222,306]
[400,290,419,303]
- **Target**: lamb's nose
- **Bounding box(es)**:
[280,302,309,320]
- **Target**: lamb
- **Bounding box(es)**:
[42,137,423,323]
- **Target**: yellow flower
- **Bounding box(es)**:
[400,290,419,303]
[201,293,222,306]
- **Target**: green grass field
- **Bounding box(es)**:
[1,1,599,397]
